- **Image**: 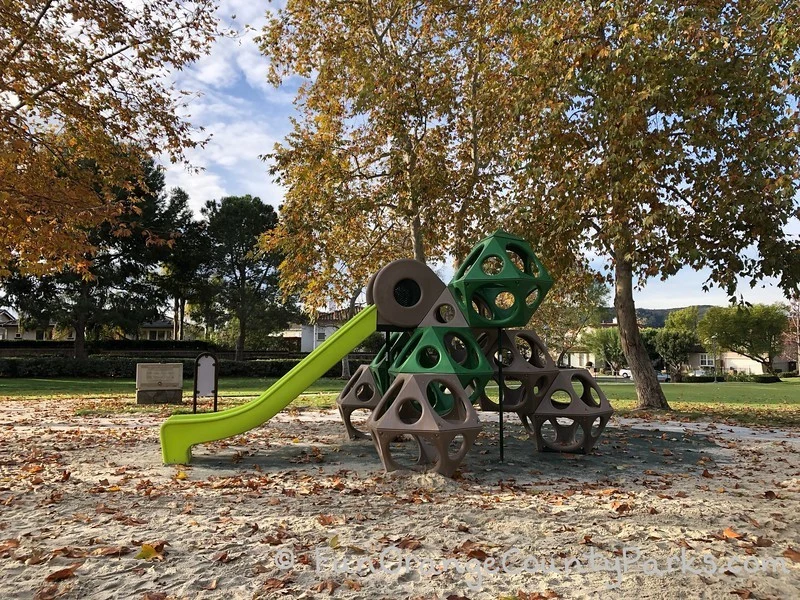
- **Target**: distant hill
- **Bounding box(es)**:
[600,305,715,328]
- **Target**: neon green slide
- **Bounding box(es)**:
[160,305,377,464]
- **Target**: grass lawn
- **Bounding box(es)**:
[1,376,798,426]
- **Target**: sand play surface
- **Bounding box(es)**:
[1,398,799,599]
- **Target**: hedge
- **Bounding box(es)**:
[681,375,727,383]
[681,374,783,384]
[780,371,798,378]
[0,356,371,379]
[0,339,218,351]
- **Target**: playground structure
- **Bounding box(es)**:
[160,230,613,475]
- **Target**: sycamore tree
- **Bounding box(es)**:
[0,0,221,275]
[698,304,789,374]
[259,0,522,309]
[502,1,800,408]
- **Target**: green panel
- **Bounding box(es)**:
[160,305,378,464]
[450,229,553,328]
[369,331,410,395]
[388,326,493,403]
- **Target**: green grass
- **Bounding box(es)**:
[1,376,798,426]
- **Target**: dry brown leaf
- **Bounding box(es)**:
[45,562,83,582]
[312,579,340,594]
[701,469,713,478]
[91,546,131,557]
[722,527,743,540]
[142,593,167,600]
[730,589,752,599]
[203,578,218,591]
[343,579,362,591]
[610,501,632,513]
[764,490,777,500]
[783,547,800,563]
[754,536,773,548]
[32,585,59,600]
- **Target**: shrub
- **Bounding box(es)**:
[749,374,781,384]
[0,357,370,379]
[681,375,727,383]
[780,370,798,378]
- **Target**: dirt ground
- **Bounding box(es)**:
[1,398,799,599]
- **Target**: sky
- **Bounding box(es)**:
[161,1,798,311]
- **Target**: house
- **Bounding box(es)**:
[137,318,200,341]
[282,306,366,353]
[0,309,74,341]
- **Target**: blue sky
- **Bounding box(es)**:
[162,1,797,310]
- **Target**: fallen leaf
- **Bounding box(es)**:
[730,589,752,599]
[135,544,164,561]
[764,490,777,500]
[783,547,800,563]
[328,535,340,549]
[142,593,167,600]
[754,537,773,548]
[702,469,713,478]
[45,562,83,582]
[32,585,59,600]
[91,546,131,557]
[722,527,743,540]
[203,578,218,591]
[610,501,632,513]
[175,471,188,481]
[312,579,339,594]
[344,579,362,591]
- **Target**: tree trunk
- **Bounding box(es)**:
[614,259,670,410]
[236,317,246,362]
[341,289,360,379]
[411,213,425,262]
[173,297,179,340]
[178,298,186,340]
[73,313,87,360]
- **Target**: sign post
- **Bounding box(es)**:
[193,352,219,413]
[136,363,183,404]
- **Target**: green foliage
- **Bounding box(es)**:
[2,159,176,357]
[640,328,662,364]
[664,307,700,334]
[0,357,370,379]
[582,328,626,372]
[698,304,789,373]
[527,272,609,365]
[358,332,387,354]
[781,371,798,378]
[682,375,727,383]
[202,195,300,359]
[655,329,698,377]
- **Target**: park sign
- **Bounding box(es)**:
[136,363,183,404]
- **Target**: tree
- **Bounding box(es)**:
[0,0,221,275]
[503,1,800,409]
[655,329,697,382]
[204,195,297,361]
[157,189,211,341]
[583,328,626,374]
[788,296,800,367]
[698,304,789,374]
[261,1,800,412]
[527,272,608,365]
[260,1,520,309]
[2,159,172,358]
[664,307,700,335]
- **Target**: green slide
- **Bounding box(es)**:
[160,305,377,464]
